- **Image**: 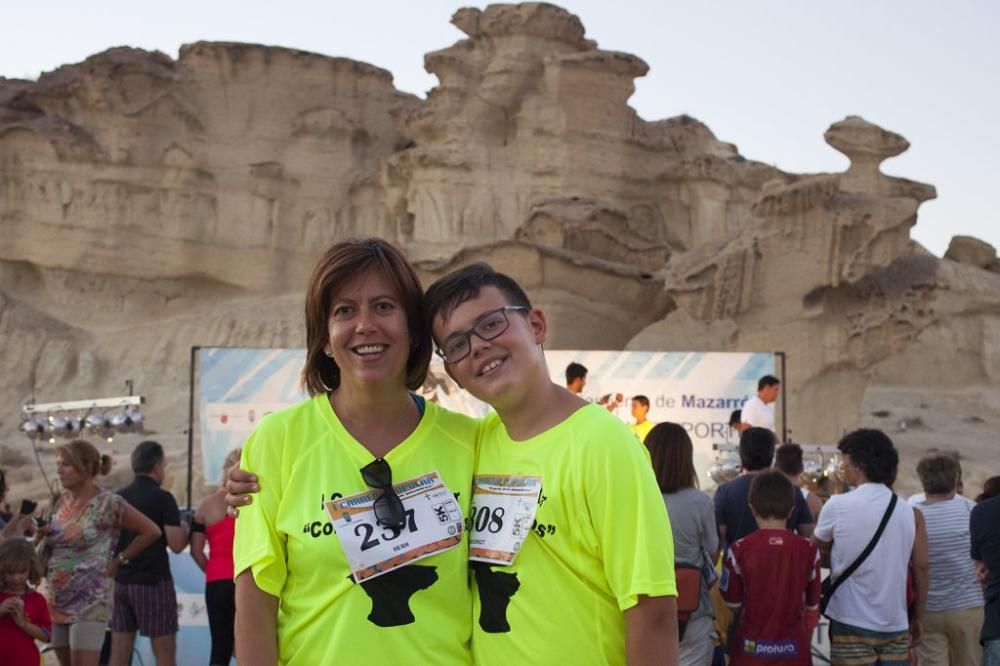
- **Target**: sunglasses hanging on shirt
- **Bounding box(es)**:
[360,458,406,529]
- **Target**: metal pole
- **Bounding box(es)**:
[777,351,788,443]
[186,346,199,510]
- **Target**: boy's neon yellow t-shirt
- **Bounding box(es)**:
[232,394,477,666]
[471,403,677,666]
[628,419,656,443]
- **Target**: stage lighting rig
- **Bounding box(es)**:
[21,393,146,445]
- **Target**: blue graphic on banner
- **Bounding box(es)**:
[648,353,689,379]
[735,354,776,381]
[611,352,655,379]
[674,352,706,380]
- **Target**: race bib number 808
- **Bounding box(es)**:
[468,474,542,565]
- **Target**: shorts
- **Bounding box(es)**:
[51,621,108,651]
[829,619,909,666]
[985,638,1000,666]
[110,578,179,637]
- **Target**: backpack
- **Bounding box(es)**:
[675,563,703,641]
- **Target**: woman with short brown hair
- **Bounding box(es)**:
[233,238,477,665]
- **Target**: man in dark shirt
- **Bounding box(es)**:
[714,428,814,550]
[110,441,188,666]
[971,494,1000,664]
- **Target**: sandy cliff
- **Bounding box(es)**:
[2,3,997,502]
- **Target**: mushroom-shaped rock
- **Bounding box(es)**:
[825,115,909,161]
[825,116,909,193]
[477,3,589,48]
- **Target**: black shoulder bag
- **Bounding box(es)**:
[820,493,898,616]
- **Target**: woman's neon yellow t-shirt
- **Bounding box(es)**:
[471,403,677,666]
[233,394,477,665]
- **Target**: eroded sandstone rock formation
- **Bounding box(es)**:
[2,3,997,500]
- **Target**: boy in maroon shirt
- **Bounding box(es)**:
[722,470,820,664]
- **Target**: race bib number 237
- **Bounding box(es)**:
[325,471,463,582]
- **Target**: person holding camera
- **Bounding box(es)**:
[0,469,34,542]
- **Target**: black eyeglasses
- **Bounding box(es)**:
[435,306,529,363]
[360,458,405,529]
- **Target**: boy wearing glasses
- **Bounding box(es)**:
[424,263,679,666]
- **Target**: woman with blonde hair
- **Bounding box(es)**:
[190,448,242,666]
[37,439,160,666]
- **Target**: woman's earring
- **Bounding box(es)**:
[324,350,334,358]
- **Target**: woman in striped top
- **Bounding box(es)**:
[912,454,984,666]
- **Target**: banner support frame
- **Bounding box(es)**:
[775,350,788,443]
[186,346,200,510]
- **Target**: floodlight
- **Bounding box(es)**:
[802,459,824,485]
[65,416,82,437]
[21,419,44,440]
[85,413,109,433]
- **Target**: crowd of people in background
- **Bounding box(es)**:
[1,235,998,666]
[637,420,998,666]
[0,438,237,666]
[616,366,999,665]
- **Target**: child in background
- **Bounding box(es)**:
[722,470,820,665]
[0,538,52,666]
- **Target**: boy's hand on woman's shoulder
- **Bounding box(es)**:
[225,466,259,518]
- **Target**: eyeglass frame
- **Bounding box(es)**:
[359,457,406,529]
[434,305,530,364]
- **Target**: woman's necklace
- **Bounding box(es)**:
[64,486,96,516]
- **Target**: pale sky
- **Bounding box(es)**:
[3,1,997,257]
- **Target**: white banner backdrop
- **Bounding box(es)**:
[197,348,776,487]
[197,348,308,484]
